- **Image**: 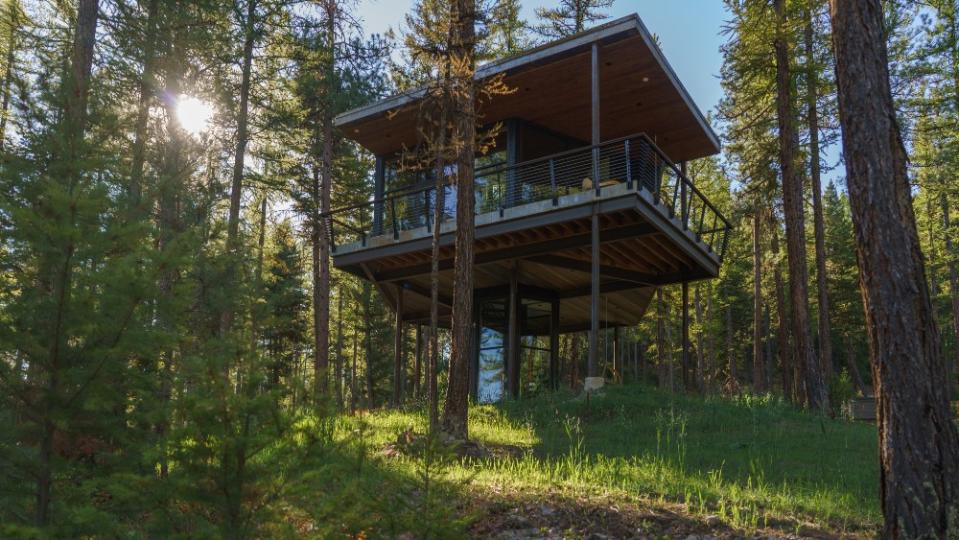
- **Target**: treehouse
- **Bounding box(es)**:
[324,14,731,403]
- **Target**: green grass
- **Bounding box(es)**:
[343,383,880,535]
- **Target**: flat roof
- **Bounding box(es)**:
[336,14,720,163]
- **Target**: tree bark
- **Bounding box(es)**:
[829,0,959,534]
[129,0,160,206]
[314,0,337,402]
[752,208,765,392]
[774,0,827,411]
[36,0,99,526]
[440,0,477,442]
[804,0,834,383]
[942,194,959,398]
[335,288,344,406]
[413,324,422,399]
[392,286,404,407]
[772,227,793,402]
[0,0,21,151]
[656,288,669,389]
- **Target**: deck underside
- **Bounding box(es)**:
[332,184,721,333]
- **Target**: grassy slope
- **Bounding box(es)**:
[340,384,879,538]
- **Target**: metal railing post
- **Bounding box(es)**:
[425,188,431,233]
[624,139,633,190]
[549,159,558,206]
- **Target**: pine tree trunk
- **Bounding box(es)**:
[804,0,834,383]
[0,1,21,151]
[726,300,736,382]
[694,285,706,393]
[772,227,793,402]
[775,0,827,412]
[413,324,422,399]
[37,0,99,525]
[829,0,959,534]
[129,0,159,206]
[314,0,336,402]
[335,290,344,407]
[752,208,765,392]
[363,282,374,407]
[656,288,669,389]
[428,78,449,430]
[843,334,867,397]
[440,0,477,442]
[942,194,959,398]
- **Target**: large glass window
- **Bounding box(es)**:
[476,298,507,403]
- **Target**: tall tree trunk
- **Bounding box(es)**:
[310,167,327,401]
[350,325,358,414]
[36,0,99,526]
[942,194,959,398]
[804,0,834,383]
[0,0,21,151]
[694,285,706,393]
[752,208,765,392]
[314,0,337,402]
[428,73,449,430]
[129,0,160,205]
[413,324,422,399]
[440,0,477,442]
[829,0,959,534]
[774,0,826,411]
[335,289,344,407]
[726,299,736,382]
[222,0,257,338]
[251,196,267,380]
[772,227,793,402]
[844,333,867,397]
[656,288,668,389]
[362,282,374,407]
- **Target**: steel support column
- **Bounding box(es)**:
[588,209,601,385]
[591,42,601,194]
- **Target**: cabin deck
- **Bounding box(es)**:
[325,133,730,332]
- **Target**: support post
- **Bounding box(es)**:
[393,285,404,407]
[682,281,690,391]
[586,209,603,392]
[505,118,520,208]
[373,156,385,236]
[550,299,560,390]
[507,263,520,399]
[591,43,601,195]
[680,161,688,229]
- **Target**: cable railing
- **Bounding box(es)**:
[323,133,732,262]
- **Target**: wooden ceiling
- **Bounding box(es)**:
[344,209,710,333]
[336,15,719,163]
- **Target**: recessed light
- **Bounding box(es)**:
[642,76,649,83]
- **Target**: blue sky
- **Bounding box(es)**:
[354,1,731,117]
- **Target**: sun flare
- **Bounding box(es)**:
[176,95,213,136]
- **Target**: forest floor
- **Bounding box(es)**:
[330,384,880,539]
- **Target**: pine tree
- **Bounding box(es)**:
[830,0,959,534]
[534,0,614,39]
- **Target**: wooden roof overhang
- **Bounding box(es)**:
[334,14,720,163]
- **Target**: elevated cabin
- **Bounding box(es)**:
[324,14,731,403]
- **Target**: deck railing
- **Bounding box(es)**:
[323,133,732,261]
